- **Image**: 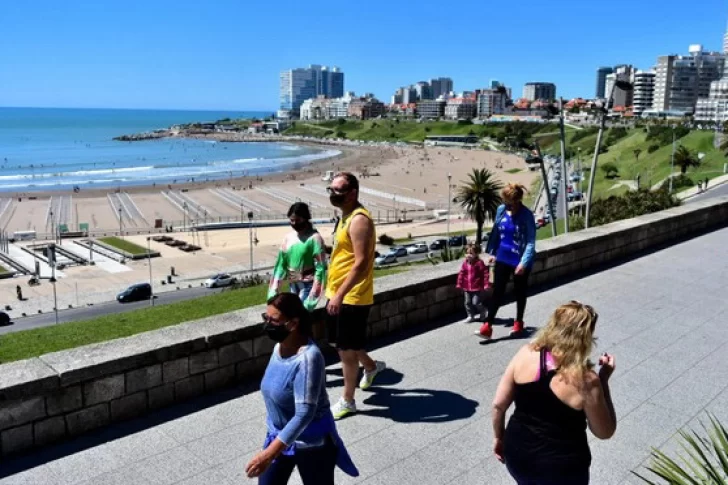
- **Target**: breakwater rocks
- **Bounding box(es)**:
[114,130,172,141]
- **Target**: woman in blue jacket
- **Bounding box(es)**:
[479,183,537,339]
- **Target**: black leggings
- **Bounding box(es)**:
[258,437,337,485]
[486,261,530,324]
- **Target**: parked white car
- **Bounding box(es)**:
[204,273,237,288]
[375,252,398,267]
[407,243,428,254]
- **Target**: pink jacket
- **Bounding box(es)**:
[456,258,490,292]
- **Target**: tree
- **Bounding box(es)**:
[601,162,619,179]
[674,145,700,174]
[633,148,642,163]
[454,169,503,247]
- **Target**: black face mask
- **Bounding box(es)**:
[264,322,290,343]
[290,221,307,232]
[329,193,346,207]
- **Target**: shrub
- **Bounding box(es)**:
[661,174,694,191]
[378,233,395,245]
[337,118,346,125]
[589,188,680,227]
[646,125,689,146]
[336,131,346,138]
[647,144,660,154]
[569,215,585,231]
[605,127,628,146]
[601,162,619,179]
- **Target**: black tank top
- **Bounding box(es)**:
[504,349,591,477]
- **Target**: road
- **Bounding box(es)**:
[685,181,728,204]
[0,285,224,335]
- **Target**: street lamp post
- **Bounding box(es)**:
[558,97,569,233]
[585,78,633,228]
[49,244,59,325]
[669,126,676,192]
[532,143,557,238]
[118,206,123,237]
[182,202,187,232]
[247,211,254,274]
[240,203,244,223]
[446,173,452,253]
[147,237,154,306]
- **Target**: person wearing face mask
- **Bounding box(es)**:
[325,172,385,421]
[268,203,327,312]
[246,293,359,484]
[479,183,537,340]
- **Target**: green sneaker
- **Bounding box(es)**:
[331,397,356,420]
[359,361,386,390]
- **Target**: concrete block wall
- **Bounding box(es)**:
[1,195,727,457]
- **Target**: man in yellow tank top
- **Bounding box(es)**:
[326,172,386,420]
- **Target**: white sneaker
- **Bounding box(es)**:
[464,316,477,323]
[331,397,356,420]
[359,361,386,390]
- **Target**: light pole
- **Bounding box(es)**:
[247,211,254,274]
[531,143,557,238]
[50,209,55,242]
[578,147,584,217]
[49,244,59,325]
[585,78,633,228]
[558,97,569,233]
[183,202,187,232]
[240,203,244,223]
[147,237,154,306]
[446,173,452,253]
[669,126,676,193]
[118,206,123,237]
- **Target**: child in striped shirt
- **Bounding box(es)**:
[456,243,491,323]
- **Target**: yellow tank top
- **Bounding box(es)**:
[325,206,375,305]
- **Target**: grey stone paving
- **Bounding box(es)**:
[4,226,728,485]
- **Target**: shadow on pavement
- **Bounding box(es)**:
[359,386,478,423]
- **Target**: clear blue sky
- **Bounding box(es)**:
[2,0,727,111]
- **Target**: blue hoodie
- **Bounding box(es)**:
[485,204,537,269]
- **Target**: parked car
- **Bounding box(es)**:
[375,252,398,266]
[429,239,448,250]
[568,191,584,201]
[407,243,429,254]
[0,311,9,326]
[449,235,468,247]
[390,246,408,257]
[204,273,237,288]
[117,283,152,303]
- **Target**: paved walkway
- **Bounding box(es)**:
[4,227,728,485]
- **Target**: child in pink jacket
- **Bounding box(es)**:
[456,243,491,322]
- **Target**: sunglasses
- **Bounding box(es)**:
[326,186,351,195]
[261,313,289,325]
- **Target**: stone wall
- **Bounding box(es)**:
[1,195,727,457]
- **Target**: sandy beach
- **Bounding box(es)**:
[0,140,535,236]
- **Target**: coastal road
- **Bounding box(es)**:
[685,181,728,204]
[0,286,225,335]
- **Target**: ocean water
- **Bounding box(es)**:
[0,107,337,192]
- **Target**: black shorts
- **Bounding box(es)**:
[327,304,371,351]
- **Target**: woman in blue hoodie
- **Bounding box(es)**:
[246,292,358,484]
[479,183,537,339]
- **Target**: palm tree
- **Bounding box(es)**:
[674,145,700,174]
[455,168,503,247]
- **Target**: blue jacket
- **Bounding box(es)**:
[485,204,537,269]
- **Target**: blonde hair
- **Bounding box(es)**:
[531,301,598,378]
[502,183,527,203]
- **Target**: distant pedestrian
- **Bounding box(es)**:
[245,293,358,484]
[268,203,327,312]
[16,285,22,301]
[325,172,385,420]
[705,177,709,190]
[491,301,617,485]
[479,183,537,339]
[698,181,703,192]
[457,243,491,323]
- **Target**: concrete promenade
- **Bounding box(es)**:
[3,226,728,485]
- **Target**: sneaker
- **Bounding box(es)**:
[510,320,525,336]
[331,397,356,420]
[359,361,386,390]
[464,316,477,323]
[475,323,493,339]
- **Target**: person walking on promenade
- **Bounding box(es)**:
[705,177,709,190]
[491,301,617,485]
[268,202,327,311]
[246,293,359,484]
[457,243,491,323]
[479,183,537,339]
[325,172,386,420]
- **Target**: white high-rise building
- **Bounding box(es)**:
[695,19,728,121]
[279,65,345,118]
[632,70,655,116]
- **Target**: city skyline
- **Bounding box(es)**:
[2,0,728,111]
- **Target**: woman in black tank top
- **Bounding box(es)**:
[491,301,617,485]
